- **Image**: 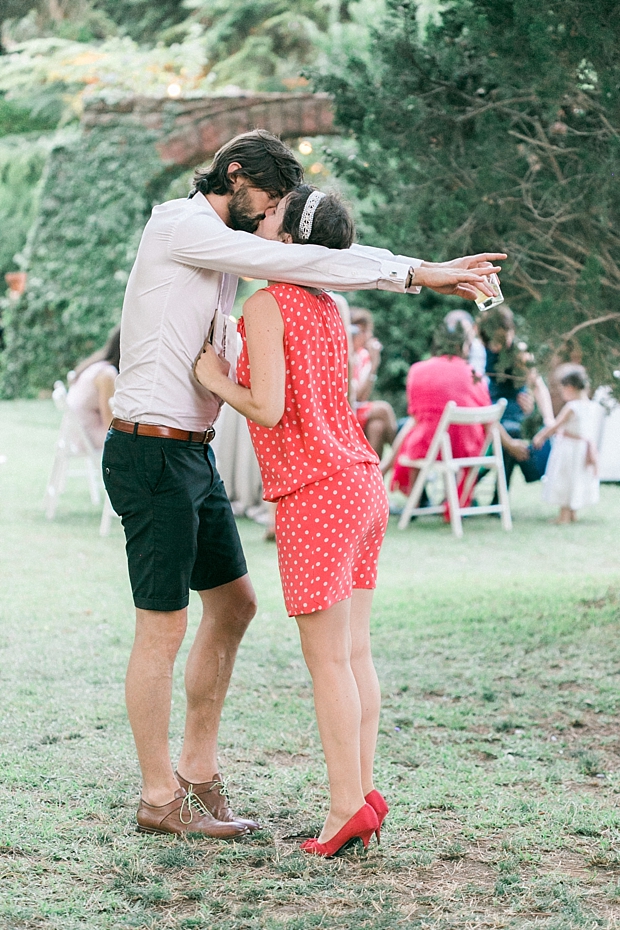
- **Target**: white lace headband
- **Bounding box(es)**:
[299,190,326,241]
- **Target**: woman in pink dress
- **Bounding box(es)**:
[391,323,491,500]
[194,186,390,857]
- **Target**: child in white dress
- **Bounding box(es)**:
[533,370,599,523]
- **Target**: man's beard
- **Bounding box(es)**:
[228,186,265,233]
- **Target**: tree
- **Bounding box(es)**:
[315,0,620,397]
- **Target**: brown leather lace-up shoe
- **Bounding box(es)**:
[175,771,260,832]
[136,787,249,838]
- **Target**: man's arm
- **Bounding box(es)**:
[171,213,503,298]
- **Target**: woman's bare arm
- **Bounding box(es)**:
[94,369,116,427]
[194,290,286,428]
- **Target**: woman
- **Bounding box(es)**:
[194,186,389,857]
[67,325,120,450]
[478,306,554,490]
[390,321,492,499]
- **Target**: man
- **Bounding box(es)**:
[104,129,505,836]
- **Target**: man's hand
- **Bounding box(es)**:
[412,262,503,299]
[194,342,231,392]
[432,253,507,271]
[517,391,535,417]
[506,438,530,462]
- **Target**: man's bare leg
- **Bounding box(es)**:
[177,574,257,782]
[125,607,188,807]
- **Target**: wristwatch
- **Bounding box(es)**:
[405,267,417,289]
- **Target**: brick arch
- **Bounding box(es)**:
[82,92,336,167]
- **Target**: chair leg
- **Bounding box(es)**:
[99,493,115,537]
[493,432,512,531]
[398,465,429,529]
[86,456,102,506]
[445,468,463,538]
[44,451,67,519]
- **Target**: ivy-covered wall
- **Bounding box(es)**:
[0,124,182,397]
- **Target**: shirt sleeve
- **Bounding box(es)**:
[170,212,419,294]
[349,244,423,294]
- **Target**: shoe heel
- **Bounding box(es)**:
[375,825,381,845]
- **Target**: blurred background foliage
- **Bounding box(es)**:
[0,0,618,401]
[314,0,620,406]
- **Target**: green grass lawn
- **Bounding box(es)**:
[1,399,620,930]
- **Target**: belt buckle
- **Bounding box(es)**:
[203,426,216,444]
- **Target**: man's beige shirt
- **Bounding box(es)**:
[113,192,422,431]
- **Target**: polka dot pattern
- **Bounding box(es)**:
[275,461,389,617]
[237,283,388,618]
[237,284,378,502]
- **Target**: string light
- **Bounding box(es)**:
[167,82,182,98]
[298,140,313,155]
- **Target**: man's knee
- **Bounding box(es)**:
[199,575,258,635]
[134,607,188,659]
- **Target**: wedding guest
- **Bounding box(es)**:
[67,324,120,450]
[533,369,600,523]
[194,186,391,857]
[350,307,397,456]
[478,306,554,490]
[390,321,492,504]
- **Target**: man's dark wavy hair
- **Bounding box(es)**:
[191,130,303,198]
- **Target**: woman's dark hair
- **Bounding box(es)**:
[432,321,469,359]
[477,305,515,348]
[192,130,303,198]
[74,324,121,377]
[561,370,588,391]
[280,184,355,250]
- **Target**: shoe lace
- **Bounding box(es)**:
[179,787,211,824]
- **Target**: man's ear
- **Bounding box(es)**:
[227,162,243,188]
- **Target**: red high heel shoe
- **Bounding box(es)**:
[300,803,379,858]
[364,789,389,843]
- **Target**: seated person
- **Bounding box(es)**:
[67,324,120,450]
[350,307,397,457]
[478,306,554,488]
[391,321,492,498]
[444,308,486,377]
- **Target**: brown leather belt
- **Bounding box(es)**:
[110,417,216,444]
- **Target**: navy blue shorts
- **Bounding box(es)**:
[102,429,247,612]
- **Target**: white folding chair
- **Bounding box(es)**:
[397,398,512,538]
[99,492,118,537]
[44,378,102,519]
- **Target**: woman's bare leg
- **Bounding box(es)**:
[296,599,366,842]
[349,589,380,796]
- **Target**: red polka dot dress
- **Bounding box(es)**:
[237,284,389,617]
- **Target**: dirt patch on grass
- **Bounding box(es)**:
[264,750,312,767]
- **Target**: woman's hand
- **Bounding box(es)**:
[194,343,230,392]
[532,429,546,450]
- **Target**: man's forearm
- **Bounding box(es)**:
[172,219,415,293]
